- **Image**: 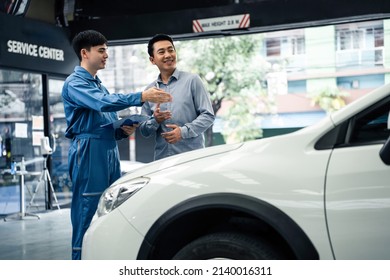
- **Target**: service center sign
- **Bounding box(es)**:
[0,13,77,75]
[7,40,65,61]
[193,14,250,33]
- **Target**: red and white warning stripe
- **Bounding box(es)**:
[192,20,204,33]
[239,13,250,28]
[193,14,250,33]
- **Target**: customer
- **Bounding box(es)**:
[139,34,215,160]
[62,30,171,260]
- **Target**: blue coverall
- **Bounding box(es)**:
[62,66,143,260]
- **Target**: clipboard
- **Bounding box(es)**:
[101,114,149,129]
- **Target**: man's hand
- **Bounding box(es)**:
[141,87,172,103]
[121,124,139,136]
[154,103,172,124]
[161,124,181,144]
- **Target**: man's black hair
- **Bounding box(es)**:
[147,34,174,57]
[72,30,107,61]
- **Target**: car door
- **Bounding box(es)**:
[325,97,390,259]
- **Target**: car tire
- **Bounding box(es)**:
[172,231,284,260]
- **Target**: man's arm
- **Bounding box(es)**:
[180,75,215,139]
[139,101,159,138]
[141,87,172,103]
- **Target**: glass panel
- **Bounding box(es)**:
[0,69,45,214]
[266,38,281,56]
[99,19,388,160]
[374,28,384,47]
[349,99,390,144]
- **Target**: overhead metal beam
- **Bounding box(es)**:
[68,0,390,44]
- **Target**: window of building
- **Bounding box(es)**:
[264,30,306,72]
[265,35,305,57]
[266,38,281,57]
[336,22,384,67]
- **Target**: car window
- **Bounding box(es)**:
[315,97,390,150]
[348,99,390,144]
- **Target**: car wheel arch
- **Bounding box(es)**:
[137,193,319,260]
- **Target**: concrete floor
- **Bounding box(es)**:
[0,208,71,260]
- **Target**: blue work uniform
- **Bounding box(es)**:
[62,66,143,260]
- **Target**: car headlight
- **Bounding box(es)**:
[96,177,150,217]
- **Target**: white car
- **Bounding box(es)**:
[119,160,145,175]
[82,84,390,260]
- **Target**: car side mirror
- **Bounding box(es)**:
[380,113,390,165]
[380,136,390,165]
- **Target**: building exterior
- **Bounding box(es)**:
[262,19,390,132]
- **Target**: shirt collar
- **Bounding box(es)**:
[157,68,179,84]
[74,66,102,84]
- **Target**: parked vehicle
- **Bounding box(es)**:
[82,83,390,260]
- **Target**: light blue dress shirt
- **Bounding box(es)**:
[140,69,215,160]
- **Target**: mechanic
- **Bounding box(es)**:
[62,30,172,260]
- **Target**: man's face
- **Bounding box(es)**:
[82,44,108,71]
[150,40,176,72]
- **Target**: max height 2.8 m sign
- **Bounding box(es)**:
[193,14,250,33]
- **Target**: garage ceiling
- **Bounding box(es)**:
[68,0,390,43]
[72,0,234,18]
[2,0,390,43]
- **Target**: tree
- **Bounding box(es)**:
[308,87,349,113]
[177,34,274,144]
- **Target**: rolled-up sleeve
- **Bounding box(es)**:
[139,100,158,138]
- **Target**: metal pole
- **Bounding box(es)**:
[19,171,25,219]
[42,74,53,209]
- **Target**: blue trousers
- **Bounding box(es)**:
[68,136,121,260]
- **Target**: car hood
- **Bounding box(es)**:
[117,142,244,182]
[117,115,334,184]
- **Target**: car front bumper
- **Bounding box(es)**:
[82,209,144,260]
